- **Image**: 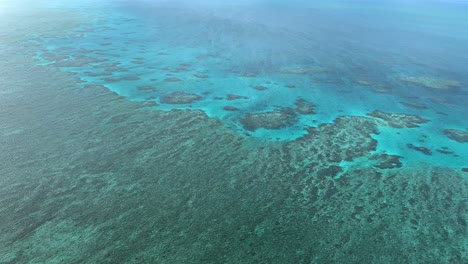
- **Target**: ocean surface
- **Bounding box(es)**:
[0,0,467,263]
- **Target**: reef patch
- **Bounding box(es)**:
[227,94,249,100]
[223,106,239,111]
[294,98,316,115]
[368,110,429,128]
[399,76,460,91]
[407,144,432,155]
[444,129,468,143]
[239,109,296,131]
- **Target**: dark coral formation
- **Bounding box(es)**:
[400,101,427,109]
[164,77,182,82]
[223,106,239,111]
[253,85,268,91]
[371,154,403,169]
[407,144,432,155]
[368,110,429,128]
[227,94,249,100]
[436,148,455,155]
[286,116,380,164]
[239,108,296,131]
[161,91,202,104]
[444,129,468,143]
[294,98,315,115]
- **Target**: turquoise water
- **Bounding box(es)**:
[1,0,467,263]
[35,0,468,168]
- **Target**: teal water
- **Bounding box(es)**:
[1,0,467,263]
[35,0,468,168]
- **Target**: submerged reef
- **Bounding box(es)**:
[444,129,468,143]
[286,116,380,164]
[164,77,182,82]
[226,94,249,100]
[223,106,239,111]
[399,76,460,91]
[370,154,403,169]
[161,91,202,104]
[400,101,427,109]
[239,108,296,131]
[294,98,316,115]
[368,110,429,128]
[253,85,268,91]
[407,143,432,155]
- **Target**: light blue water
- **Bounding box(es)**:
[34,0,468,170]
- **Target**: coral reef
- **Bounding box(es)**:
[223,106,239,111]
[3,6,467,264]
[164,77,182,82]
[286,116,380,164]
[400,101,427,109]
[368,110,429,128]
[226,94,249,100]
[371,154,403,169]
[399,76,460,91]
[161,91,202,104]
[444,129,468,143]
[253,85,268,91]
[436,148,455,155]
[239,109,296,131]
[294,98,316,115]
[407,143,432,155]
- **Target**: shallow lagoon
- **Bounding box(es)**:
[1,0,467,263]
